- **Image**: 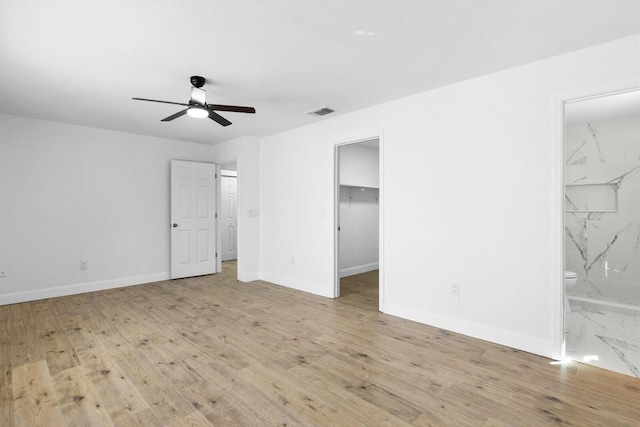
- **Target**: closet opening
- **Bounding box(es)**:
[334,137,383,310]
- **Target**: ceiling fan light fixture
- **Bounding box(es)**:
[133,76,254,127]
[187,107,208,119]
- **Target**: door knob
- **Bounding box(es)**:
[172,223,178,228]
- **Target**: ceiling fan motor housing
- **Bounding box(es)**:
[190,76,206,88]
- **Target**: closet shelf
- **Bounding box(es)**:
[340,184,379,190]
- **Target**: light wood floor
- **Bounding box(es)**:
[1,262,639,426]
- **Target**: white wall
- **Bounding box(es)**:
[258,35,640,358]
[339,186,379,277]
[0,114,212,304]
[339,143,379,188]
[211,136,261,281]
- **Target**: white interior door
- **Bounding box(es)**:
[170,160,217,279]
[221,173,238,261]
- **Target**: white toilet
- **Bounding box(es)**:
[564,271,578,313]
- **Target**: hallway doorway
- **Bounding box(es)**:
[220,168,238,261]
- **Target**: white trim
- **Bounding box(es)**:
[334,145,341,298]
[340,262,379,278]
[564,87,640,105]
[221,169,237,177]
[0,272,171,306]
[551,93,565,361]
[237,272,260,282]
[378,132,385,312]
[383,303,553,358]
[259,273,334,298]
[216,164,223,274]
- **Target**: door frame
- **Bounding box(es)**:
[334,131,385,311]
[554,83,639,361]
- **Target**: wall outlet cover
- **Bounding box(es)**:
[450,283,459,296]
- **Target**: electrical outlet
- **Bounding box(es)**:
[0,267,7,278]
[80,261,88,270]
[291,256,295,265]
[450,283,459,296]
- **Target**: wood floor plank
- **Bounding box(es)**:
[177,366,309,427]
[0,363,12,426]
[289,360,423,424]
[32,301,79,376]
[52,365,114,426]
[243,360,414,426]
[0,305,12,366]
[12,360,64,426]
[5,304,46,368]
[238,361,378,426]
[81,303,132,354]
[179,410,214,427]
[1,261,638,426]
[298,353,426,423]
[79,349,150,422]
[313,351,457,417]
[110,349,201,425]
[411,407,484,427]
[111,408,164,427]
[60,315,108,362]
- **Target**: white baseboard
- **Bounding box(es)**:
[237,272,260,282]
[0,272,171,306]
[259,273,334,298]
[382,303,552,358]
[340,262,379,278]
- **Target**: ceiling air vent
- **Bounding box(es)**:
[306,107,335,117]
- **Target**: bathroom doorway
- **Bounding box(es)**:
[334,136,383,310]
[563,89,640,377]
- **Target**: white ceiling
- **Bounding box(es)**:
[1,1,639,145]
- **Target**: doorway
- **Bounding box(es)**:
[334,136,383,310]
[562,89,640,377]
[220,168,238,261]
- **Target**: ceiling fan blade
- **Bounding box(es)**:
[206,104,256,114]
[132,97,189,107]
[208,110,232,126]
[161,109,188,122]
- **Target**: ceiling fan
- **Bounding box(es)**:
[132,76,255,127]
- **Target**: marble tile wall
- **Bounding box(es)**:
[565,116,640,305]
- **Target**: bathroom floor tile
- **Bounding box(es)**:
[565,307,640,378]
